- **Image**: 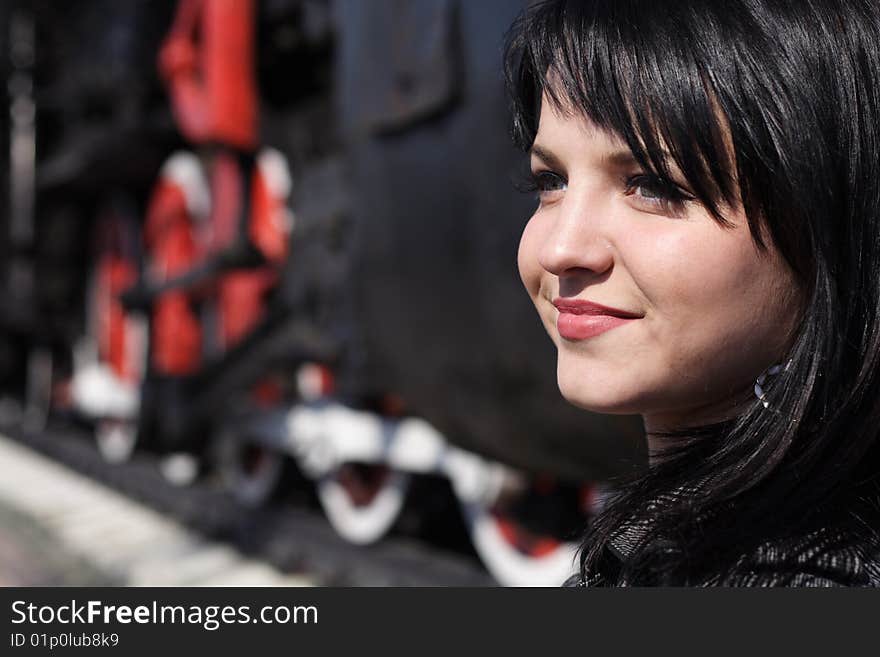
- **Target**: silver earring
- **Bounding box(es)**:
[754,363,785,409]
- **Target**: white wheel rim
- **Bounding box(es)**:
[461,501,579,587]
[317,466,410,545]
[95,420,137,464]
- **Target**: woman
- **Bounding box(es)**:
[505,0,880,586]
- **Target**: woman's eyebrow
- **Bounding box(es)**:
[532,143,666,169]
[529,144,565,172]
[603,148,683,179]
[602,149,640,168]
[531,143,679,178]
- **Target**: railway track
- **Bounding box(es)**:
[0,419,496,587]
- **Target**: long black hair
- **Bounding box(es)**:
[505,0,880,584]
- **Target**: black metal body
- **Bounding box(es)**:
[330,0,644,479]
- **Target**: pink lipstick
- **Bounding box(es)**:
[552,298,642,341]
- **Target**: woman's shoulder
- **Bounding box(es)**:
[711,522,880,587]
[560,513,880,588]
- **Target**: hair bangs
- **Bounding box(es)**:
[506,0,741,226]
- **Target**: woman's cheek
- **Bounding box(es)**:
[617,226,696,305]
[517,213,545,299]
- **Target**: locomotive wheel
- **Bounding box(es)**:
[82,211,145,463]
[459,485,581,587]
[316,463,411,545]
[213,430,287,508]
[23,347,53,433]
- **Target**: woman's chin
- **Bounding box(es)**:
[556,377,644,416]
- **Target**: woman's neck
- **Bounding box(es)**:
[642,386,755,463]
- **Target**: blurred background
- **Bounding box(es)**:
[0,0,645,587]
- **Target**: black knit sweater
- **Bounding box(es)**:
[564,514,880,587]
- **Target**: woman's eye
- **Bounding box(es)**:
[522,170,566,203]
[534,171,566,192]
[515,169,566,203]
[624,174,694,216]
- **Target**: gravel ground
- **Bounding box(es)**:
[0,501,118,586]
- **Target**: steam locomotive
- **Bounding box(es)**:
[0,0,645,585]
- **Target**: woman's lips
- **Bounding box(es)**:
[556,313,636,340]
[552,298,642,341]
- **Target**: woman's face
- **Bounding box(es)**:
[517,96,802,432]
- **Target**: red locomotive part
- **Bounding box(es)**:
[144,179,203,376]
[158,0,258,150]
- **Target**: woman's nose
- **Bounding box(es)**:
[537,195,614,278]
